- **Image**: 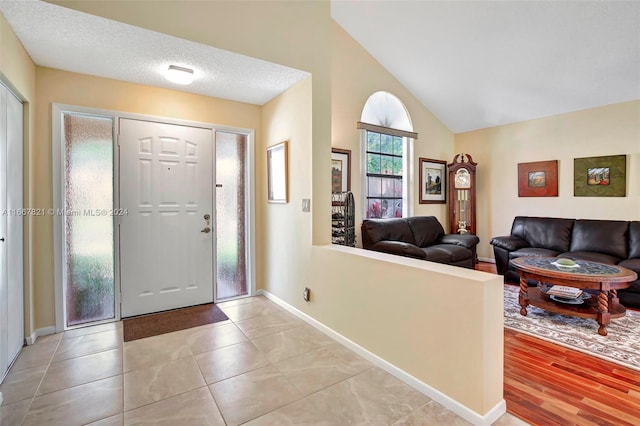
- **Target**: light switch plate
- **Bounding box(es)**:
[302,198,311,212]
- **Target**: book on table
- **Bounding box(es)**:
[546,285,583,298]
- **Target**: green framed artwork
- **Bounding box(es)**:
[574,154,626,197]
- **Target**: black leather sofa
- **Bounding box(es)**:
[361,216,480,269]
[490,216,640,308]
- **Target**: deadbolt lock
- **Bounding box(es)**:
[204,214,210,221]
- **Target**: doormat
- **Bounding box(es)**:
[123,303,229,342]
[503,284,640,371]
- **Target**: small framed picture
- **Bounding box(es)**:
[518,160,558,197]
[331,148,351,192]
[267,141,288,203]
[419,158,446,204]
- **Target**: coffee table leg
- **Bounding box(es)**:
[518,277,529,316]
[597,290,610,336]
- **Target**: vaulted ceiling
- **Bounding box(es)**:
[331,1,640,132]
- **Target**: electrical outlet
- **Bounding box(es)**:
[303,287,310,301]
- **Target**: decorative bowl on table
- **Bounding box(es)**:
[551,258,580,271]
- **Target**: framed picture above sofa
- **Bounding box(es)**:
[574,154,626,197]
[517,160,558,197]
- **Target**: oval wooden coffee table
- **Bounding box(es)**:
[510,257,638,336]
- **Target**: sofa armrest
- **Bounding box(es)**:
[368,241,427,260]
[440,234,480,249]
[490,236,529,251]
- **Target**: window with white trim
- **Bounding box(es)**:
[364,130,404,218]
[359,92,416,219]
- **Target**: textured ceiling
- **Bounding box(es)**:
[0,0,309,105]
[332,1,640,133]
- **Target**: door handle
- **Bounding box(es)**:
[201,227,211,234]
[0,237,4,242]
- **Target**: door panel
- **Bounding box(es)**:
[215,132,248,300]
[0,85,7,376]
[6,89,23,362]
[119,119,213,317]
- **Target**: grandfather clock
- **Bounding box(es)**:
[448,153,477,235]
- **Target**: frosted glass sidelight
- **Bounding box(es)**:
[215,132,248,300]
[63,113,114,326]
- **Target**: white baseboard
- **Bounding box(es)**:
[478,257,495,263]
[257,289,506,426]
[25,326,57,345]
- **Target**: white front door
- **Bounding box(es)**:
[119,118,214,317]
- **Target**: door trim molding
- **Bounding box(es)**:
[52,103,256,330]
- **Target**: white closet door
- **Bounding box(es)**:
[6,88,23,365]
[0,85,24,381]
[0,85,7,378]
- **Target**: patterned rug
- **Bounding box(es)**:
[503,284,640,371]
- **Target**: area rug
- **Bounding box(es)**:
[123,303,228,342]
[503,284,640,371]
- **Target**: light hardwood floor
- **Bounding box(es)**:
[478,261,640,426]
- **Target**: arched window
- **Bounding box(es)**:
[359,92,417,218]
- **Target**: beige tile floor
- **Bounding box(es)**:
[0,296,528,425]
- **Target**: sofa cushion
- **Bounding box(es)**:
[368,241,427,260]
[629,221,640,259]
[617,259,640,307]
[406,216,445,247]
[422,245,472,264]
[361,218,415,247]
[521,217,574,252]
[441,234,480,249]
[618,258,640,276]
[509,247,561,259]
[569,220,628,260]
[558,251,621,265]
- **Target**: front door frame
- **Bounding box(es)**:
[52,104,256,331]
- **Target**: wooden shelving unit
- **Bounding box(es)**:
[331,191,355,247]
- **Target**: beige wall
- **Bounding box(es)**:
[332,23,454,234]
[307,247,504,416]
[0,12,37,337]
[456,101,640,260]
[260,77,314,298]
[34,67,262,329]
[260,24,502,418]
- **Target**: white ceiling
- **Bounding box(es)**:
[331,1,640,133]
[0,0,309,105]
[0,1,637,133]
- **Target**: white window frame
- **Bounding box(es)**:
[360,130,414,219]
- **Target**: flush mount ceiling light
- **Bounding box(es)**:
[166,65,194,85]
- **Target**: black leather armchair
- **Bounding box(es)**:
[361,216,479,269]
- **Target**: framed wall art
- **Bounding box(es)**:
[331,148,351,192]
[517,160,558,197]
[267,141,289,203]
[419,158,446,204]
[574,154,626,197]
